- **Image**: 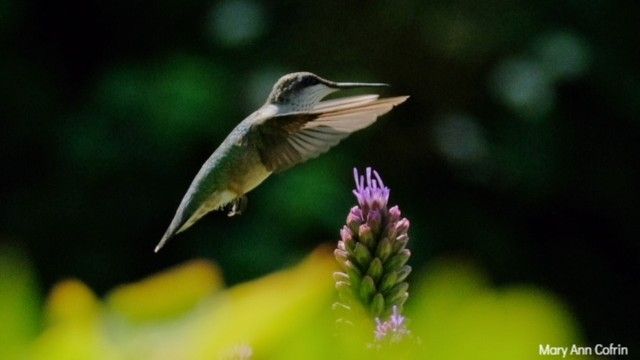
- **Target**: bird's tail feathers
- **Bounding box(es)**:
[154,190,236,252]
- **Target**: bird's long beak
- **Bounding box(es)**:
[330,81,389,89]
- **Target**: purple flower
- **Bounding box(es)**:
[353,168,390,213]
[374,306,410,343]
[334,167,412,318]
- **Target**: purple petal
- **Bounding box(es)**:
[395,218,410,235]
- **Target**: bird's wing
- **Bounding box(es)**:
[312,94,380,112]
[252,95,409,172]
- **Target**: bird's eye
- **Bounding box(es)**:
[301,76,319,86]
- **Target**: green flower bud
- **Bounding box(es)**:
[376,237,393,262]
[358,224,375,249]
[334,249,348,267]
[384,249,410,271]
[333,272,350,283]
[359,275,376,303]
[344,260,361,287]
[384,282,409,304]
[353,243,372,269]
[393,234,409,252]
[379,270,398,293]
[388,292,409,309]
[370,293,385,317]
[396,265,412,283]
[366,257,383,283]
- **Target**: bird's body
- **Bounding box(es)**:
[163,116,270,237]
[155,72,408,252]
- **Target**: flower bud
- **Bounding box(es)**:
[394,218,410,235]
[334,249,348,268]
[340,226,356,251]
[388,205,401,223]
[353,243,372,268]
[384,249,410,272]
[333,271,350,283]
[367,209,382,234]
[359,276,376,303]
[392,234,409,252]
[388,291,409,309]
[376,237,393,262]
[384,282,408,304]
[379,270,398,293]
[358,224,375,249]
[396,265,412,283]
[366,257,383,283]
[344,260,361,285]
[370,293,385,317]
[346,206,363,233]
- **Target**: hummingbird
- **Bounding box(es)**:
[155,71,408,252]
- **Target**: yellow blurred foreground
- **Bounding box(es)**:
[0,246,586,359]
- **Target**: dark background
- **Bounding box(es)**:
[1,0,638,348]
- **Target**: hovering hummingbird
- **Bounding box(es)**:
[155,71,408,252]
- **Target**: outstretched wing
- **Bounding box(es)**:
[251,95,409,173]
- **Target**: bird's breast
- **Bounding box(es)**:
[230,155,271,195]
[219,137,272,196]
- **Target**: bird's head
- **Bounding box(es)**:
[265,72,387,111]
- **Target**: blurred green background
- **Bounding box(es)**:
[1,0,638,357]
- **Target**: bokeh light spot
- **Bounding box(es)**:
[432,113,488,163]
[97,55,230,145]
[491,58,555,119]
[533,31,591,81]
[209,0,267,47]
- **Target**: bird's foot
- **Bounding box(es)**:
[227,195,248,217]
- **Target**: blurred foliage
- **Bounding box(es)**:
[1,247,585,359]
[0,246,41,359]
[1,0,638,355]
[107,259,223,322]
[410,260,581,359]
